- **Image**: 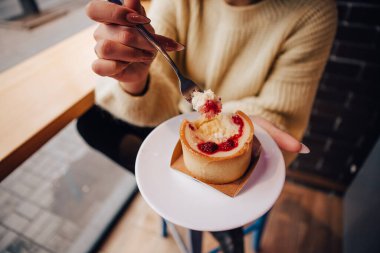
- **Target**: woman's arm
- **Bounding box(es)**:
[87,0,185,127]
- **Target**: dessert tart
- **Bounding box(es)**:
[179,90,254,184]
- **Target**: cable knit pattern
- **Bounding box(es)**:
[95,0,337,164]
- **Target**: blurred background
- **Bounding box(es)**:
[289,0,380,192]
[0,0,379,253]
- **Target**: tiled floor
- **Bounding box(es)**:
[0,1,137,252]
[0,123,137,253]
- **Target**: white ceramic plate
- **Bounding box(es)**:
[136,113,285,231]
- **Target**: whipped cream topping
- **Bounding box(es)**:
[192,89,216,111]
[191,89,222,119]
[194,114,239,143]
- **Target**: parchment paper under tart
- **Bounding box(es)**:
[170,136,262,197]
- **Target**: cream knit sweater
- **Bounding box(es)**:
[96,0,337,165]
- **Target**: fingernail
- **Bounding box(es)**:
[165,40,185,51]
[299,143,310,154]
[126,13,150,24]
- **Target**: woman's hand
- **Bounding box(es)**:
[86,0,184,95]
[252,116,310,154]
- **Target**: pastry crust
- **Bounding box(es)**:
[179,111,254,184]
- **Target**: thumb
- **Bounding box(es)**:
[123,0,143,14]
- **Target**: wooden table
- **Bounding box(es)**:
[0,25,98,180]
[0,1,152,181]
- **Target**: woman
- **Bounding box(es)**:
[79,0,336,252]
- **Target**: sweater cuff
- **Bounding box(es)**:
[95,70,180,127]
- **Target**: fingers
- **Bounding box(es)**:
[140,3,147,16]
[95,39,155,63]
[252,116,309,153]
[110,62,151,83]
[86,0,150,26]
[92,59,129,76]
[123,0,144,14]
[94,24,185,52]
[94,24,154,51]
[92,59,152,84]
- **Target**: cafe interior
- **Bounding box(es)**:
[0,0,379,253]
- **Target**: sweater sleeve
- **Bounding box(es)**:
[222,1,337,141]
[95,0,182,127]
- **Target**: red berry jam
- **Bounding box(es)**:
[232,114,243,127]
[200,99,222,119]
[197,114,244,154]
[198,142,218,154]
[218,138,238,151]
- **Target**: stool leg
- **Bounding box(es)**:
[252,212,269,252]
[161,218,168,237]
[188,229,203,253]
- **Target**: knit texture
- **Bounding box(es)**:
[96,0,337,165]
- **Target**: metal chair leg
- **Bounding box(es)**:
[161,218,168,237]
[188,229,203,253]
[252,212,270,252]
